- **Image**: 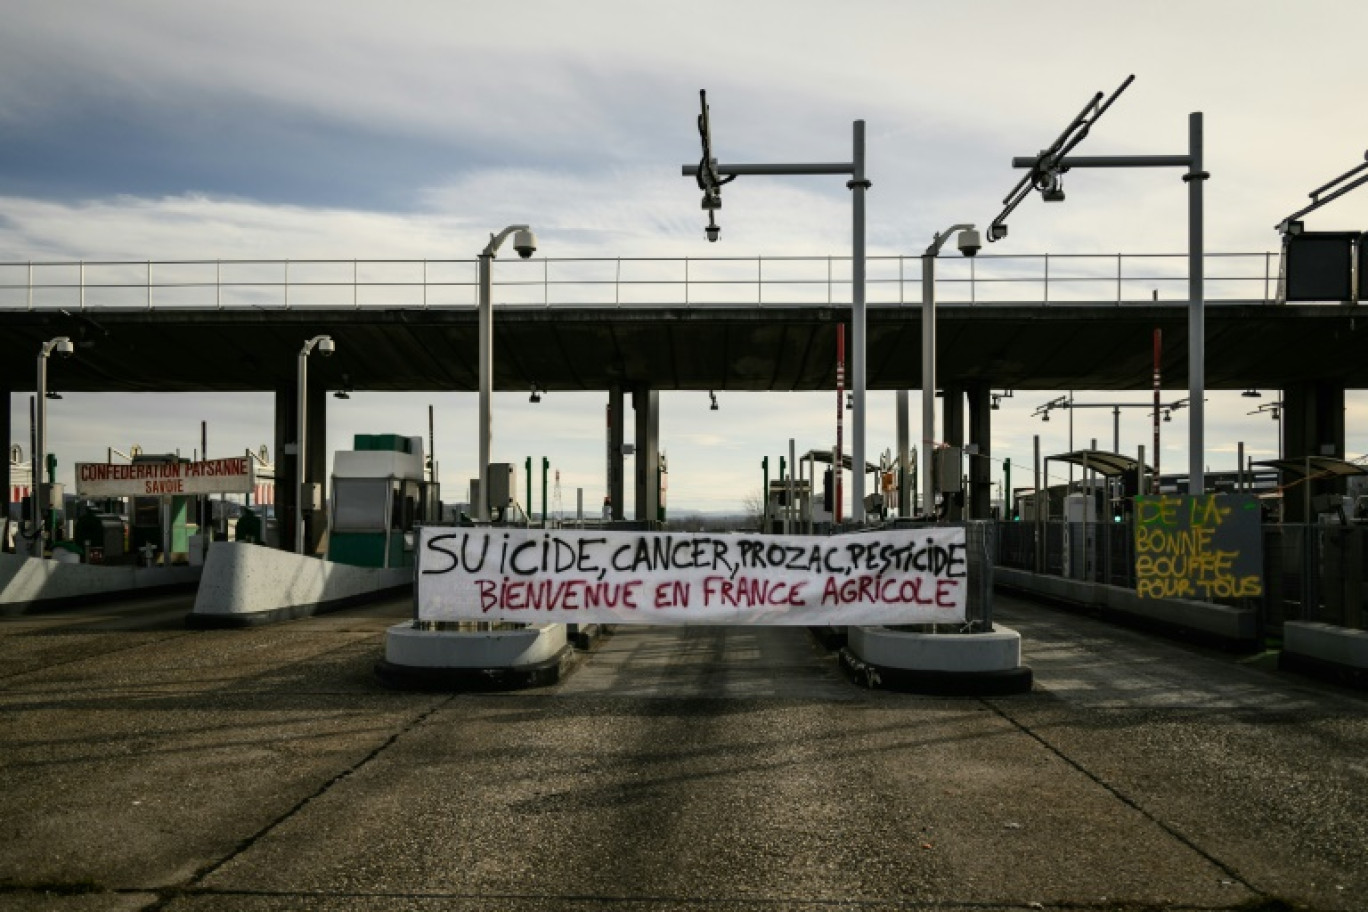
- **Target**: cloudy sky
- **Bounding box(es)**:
[4,1,1367,515]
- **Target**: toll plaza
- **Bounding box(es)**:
[4,251,1368,911]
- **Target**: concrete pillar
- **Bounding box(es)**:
[1282,380,1346,522]
[942,385,965,521]
[274,385,297,552]
[274,381,326,552]
[2,392,11,521]
[633,385,659,524]
[967,382,993,520]
[609,385,624,521]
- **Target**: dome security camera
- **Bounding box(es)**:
[513,228,538,259]
[957,228,982,257]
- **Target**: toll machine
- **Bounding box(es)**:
[765,479,812,534]
[327,434,436,568]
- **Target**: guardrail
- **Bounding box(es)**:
[0,251,1283,311]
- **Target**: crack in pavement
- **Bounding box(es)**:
[136,692,458,912]
[981,697,1264,901]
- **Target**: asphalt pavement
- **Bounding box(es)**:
[1,590,1365,911]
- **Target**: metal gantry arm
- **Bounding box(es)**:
[694,91,737,242]
[682,89,874,522]
[1034,395,1191,456]
[1276,150,1368,234]
[991,75,1211,495]
[1034,396,1191,418]
[988,75,1135,242]
[1031,395,1071,420]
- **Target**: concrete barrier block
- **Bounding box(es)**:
[996,566,1258,648]
[849,624,1023,673]
[1283,621,1368,670]
[384,623,566,668]
[190,541,410,625]
[2,551,200,614]
[378,623,570,691]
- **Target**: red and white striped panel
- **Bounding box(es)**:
[10,485,30,502]
[253,483,275,505]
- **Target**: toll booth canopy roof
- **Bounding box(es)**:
[799,450,880,473]
[1047,449,1154,478]
[1251,456,1368,478]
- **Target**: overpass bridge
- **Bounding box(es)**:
[2,251,1363,531]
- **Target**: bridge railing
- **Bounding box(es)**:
[0,251,1283,311]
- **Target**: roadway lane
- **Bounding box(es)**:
[0,595,1364,911]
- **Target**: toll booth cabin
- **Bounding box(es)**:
[127,454,198,565]
[327,434,436,568]
[797,450,883,531]
[765,479,811,534]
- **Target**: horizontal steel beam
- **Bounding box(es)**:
[1012,154,1192,169]
[682,162,853,177]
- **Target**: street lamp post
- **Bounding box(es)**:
[296,334,334,554]
[477,225,538,522]
[921,225,980,519]
[33,336,74,557]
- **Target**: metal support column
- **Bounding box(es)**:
[942,385,965,521]
[850,120,868,523]
[1186,112,1207,495]
[273,384,298,552]
[304,382,326,553]
[477,252,493,522]
[896,388,910,517]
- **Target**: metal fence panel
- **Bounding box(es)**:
[997,519,1368,635]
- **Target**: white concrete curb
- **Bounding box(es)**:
[1,551,200,614]
[849,624,1023,673]
[190,541,410,625]
[1283,621,1368,671]
[384,623,567,669]
[995,566,1258,647]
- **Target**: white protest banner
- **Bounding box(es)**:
[416,526,968,625]
[75,457,255,497]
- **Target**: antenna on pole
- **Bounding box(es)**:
[987,74,1135,242]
